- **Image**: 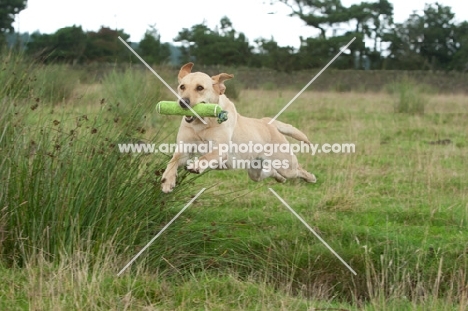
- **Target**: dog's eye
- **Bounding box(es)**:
[180,85,185,90]
[196,85,204,91]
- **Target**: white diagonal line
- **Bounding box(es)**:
[268,37,356,124]
[268,188,357,275]
[117,188,206,276]
[118,36,207,124]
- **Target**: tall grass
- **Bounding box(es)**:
[0,50,81,103]
[0,54,198,268]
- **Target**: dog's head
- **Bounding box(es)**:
[177,62,233,110]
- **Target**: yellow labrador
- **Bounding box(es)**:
[161,63,316,193]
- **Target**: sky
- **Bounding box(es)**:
[12,0,468,48]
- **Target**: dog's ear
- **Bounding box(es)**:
[178,62,194,82]
[211,73,234,95]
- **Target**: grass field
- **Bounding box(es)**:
[1,55,467,310]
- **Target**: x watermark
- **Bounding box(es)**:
[117,36,356,276]
[269,37,356,124]
[269,188,357,275]
[117,188,206,276]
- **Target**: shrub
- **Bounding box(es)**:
[388,77,427,115]
[224,79,242,100]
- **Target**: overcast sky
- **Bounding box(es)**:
[13,0,468,48]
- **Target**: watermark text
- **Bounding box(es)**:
[118,141,355,156]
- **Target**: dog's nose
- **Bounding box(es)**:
[179,98,190,108]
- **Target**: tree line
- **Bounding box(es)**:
[2,0,468,71]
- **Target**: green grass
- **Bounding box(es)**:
[0,55,467,310]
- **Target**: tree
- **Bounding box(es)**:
[451,21,468,71]
[277,0,393,69]
[347,0,393,68]
[174,17,252,66]
[382,15,426,70]
[138,25,171,65]
[27,25,87,64]
[384,3,458,70]
[27,26,132,64]
[85,27,132,63]
[419,3,457,70]
[26,31,53,58]
[297,34,357,69]
[0,0,27,45]
[278,0,348,39]
[254,37,297,71]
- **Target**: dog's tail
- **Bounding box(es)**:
[262,118,311,144]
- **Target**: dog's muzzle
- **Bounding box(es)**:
[182,101,207,123]
[179,98,194,123]
[179,98,190,108]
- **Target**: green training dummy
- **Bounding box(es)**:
[156,101,228,123]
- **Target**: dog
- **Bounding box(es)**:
[161,63,316,193]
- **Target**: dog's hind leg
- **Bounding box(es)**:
[248,166,286,183]
[273,155,316,183]
[297,166,317,183]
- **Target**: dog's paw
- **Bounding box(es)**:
[275,174,287,183]
[161,177,176,193]
[185,162,201,174]
[306,174,317,183]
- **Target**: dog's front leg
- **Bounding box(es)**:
[186,151,228,174]
[161,152,189,193]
